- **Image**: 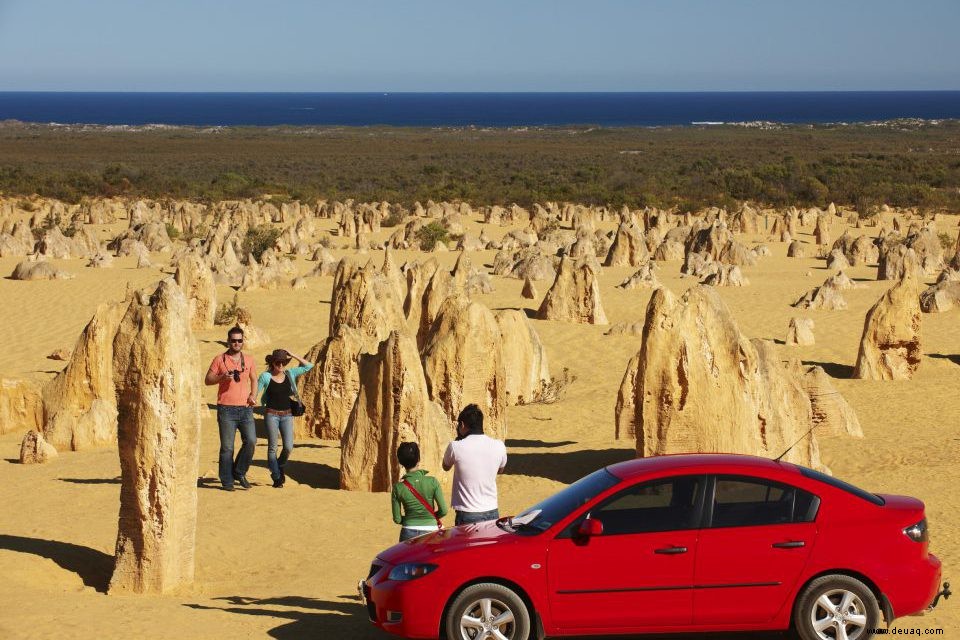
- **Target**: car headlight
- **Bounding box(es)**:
[387,563,438,581]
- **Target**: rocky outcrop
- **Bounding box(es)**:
[234,307,271,349]
[521,276,538,299]
[10,260,74,281]
[797,364,863,438]
[619,286,827,468]
[920,280,960,313]
[853,278,922,380]
[701,264,748,287]
[174,254,217,331]
[604,221,648,267]
[536,257,607,324]
[614,353,641,440]
[494,310,550,406]
[340,332,449,492]
[792,278,848,311]
[41,301,127,451]
[422,298,508,439]
[0,378,44,436]
[617,262,660,289]
[877,244,921,281]
[329,259,406,347]
[19,430,58,464]
[109,281,201,595]
[299,327,367,441]
[786,317,815,346]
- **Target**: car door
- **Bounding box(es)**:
[547,474,705,632]
[694,474,819,625]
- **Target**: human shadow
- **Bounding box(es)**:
[0,534,112,592]
[929,353,960,366]
[59,477,121,485]
[504,449,635,484]
[251,459,339,490]
[505,439,576,448]
[802,360,853,379]
[185,594,375,639]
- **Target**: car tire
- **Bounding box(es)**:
[444,582,531,640]
[793,574,880,640]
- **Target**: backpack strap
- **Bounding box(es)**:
[402,479,443,530]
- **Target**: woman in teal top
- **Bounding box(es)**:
[392,442,449,541]
[256,348,314,488]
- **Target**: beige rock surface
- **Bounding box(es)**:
[786,317,816,346]
[109,280,201,595]
[340,331,449,492]
[0,377,44,436]
[621,286,825,468]
[19,429,58,464]
[422,297,508,439]
[174,253,217,331]
[494,310,551,406]
[299,326,367,441]
[853,277,923,380]
[536,256,607,324]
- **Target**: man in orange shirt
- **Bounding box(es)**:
[205,326,258,491]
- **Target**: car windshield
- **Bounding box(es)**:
[511,468,620,533]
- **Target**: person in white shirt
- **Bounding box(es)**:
[442,404,508,525]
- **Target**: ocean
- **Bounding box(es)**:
[0,91,959,127]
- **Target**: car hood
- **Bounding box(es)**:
[377,520,520,565]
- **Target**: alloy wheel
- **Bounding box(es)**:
[809,588,869,640]
[458,596,517,640]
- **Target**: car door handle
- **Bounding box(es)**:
[772,541,805,549]
[654,546,688,554]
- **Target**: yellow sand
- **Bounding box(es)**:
[0,216,956,639]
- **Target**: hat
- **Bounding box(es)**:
[266,349,291,365]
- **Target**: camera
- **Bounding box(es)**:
[227,370,241,383]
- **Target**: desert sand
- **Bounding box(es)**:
[0,204,957,639]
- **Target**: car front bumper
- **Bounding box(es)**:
[359,565,446,639]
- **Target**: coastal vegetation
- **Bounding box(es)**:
[0,121,958,211]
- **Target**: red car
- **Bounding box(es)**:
[361,454,949,640]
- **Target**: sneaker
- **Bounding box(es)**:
[279,469,286,485]
[272,477,283,488]
[236,475,251,490]
[221,485,235,492]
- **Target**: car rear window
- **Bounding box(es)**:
[799,467,885,506]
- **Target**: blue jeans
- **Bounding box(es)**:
[266,413,294,481]
[217,405,256,487]
[455,509,499,526]
[399,527,435,542]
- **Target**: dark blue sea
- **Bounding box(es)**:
[1,92,959,127]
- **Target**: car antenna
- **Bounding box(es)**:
[773,424,817,462]
[773,388,843,462]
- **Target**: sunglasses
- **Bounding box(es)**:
[229,338,244,343]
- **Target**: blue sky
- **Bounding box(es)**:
[1,0,957,91]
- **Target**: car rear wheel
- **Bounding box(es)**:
[793,574,880,640]
[445,582,531,640]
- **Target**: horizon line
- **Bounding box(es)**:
[2,89,960,94]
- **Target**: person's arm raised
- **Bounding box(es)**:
[441,442,455,472]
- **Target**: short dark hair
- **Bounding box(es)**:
[396,442,420,470]
[227,326,244,339]
[457,404,484,435]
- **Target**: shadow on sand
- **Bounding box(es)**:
[58,477,121,485]
[250,459,340,490]
[185,594,376,639]
[505,439,576,449]
[504,448,635,484]
[929,353,960,366]
[0,534,112,592]
[185,594,787,640]
[802,360,854,379]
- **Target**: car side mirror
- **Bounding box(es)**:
[576,517,603,538]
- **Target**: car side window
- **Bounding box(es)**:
[589,476,702,536]
[710,475,819,528]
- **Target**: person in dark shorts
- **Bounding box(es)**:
[256,348,314,488]
[392,442,448,541]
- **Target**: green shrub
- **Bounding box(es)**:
[165,223,180,240]
[242,224,281,260]
[381,210,406,227]
[938,232,957,250]
[415,222,449,251]
[214,293,240,326]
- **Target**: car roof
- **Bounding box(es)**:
[606,453,800,480]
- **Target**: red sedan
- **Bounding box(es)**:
[361,454,949,640]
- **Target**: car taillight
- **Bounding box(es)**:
[903,518,928,543]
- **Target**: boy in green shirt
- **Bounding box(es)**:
[392,442,448,542]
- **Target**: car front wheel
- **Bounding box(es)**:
[444,582,531,640]
[793,574,880,640]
